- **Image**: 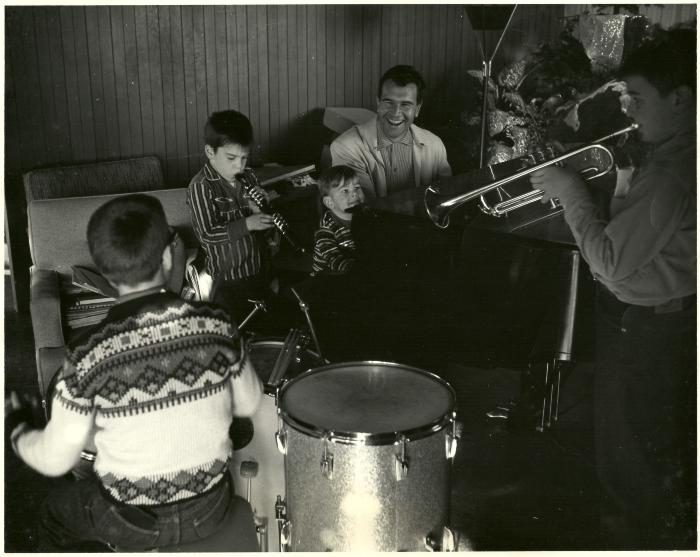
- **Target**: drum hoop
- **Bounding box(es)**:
[281,413,453,445]
[278,360,457,446]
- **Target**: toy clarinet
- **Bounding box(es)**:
[239,168,306,254]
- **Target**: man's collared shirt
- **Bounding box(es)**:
[376,124,415,195]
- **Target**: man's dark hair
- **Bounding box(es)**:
[619,29,696,95]
[378,65,427,103]
[204,110,254,149]
[87,194,171,286]
[318,165,358,197]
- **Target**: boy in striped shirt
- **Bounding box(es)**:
[187,110,275,323]
[312,166,365,275]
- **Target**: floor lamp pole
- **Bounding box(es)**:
[476,5,518,169]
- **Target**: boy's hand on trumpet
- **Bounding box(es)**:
[529,165,585,206]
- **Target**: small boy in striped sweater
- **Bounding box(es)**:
[312,165,365,275]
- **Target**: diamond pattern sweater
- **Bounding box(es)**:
[52,290,244,505]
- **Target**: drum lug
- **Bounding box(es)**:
[320,436,334,479]
[275,495,291,551]
[276,417,288,455]
[395,436,409,481]
[445,413,461,459]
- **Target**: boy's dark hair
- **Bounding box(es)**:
[619,29,696,95]
[378,65,427,103]
[318,165,359,197]
[87,194,171,286]
[204,110,254,149]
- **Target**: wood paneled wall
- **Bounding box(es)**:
[5,4,566,308]
[6,4,566,185]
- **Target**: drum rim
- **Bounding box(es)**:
[278,360,457,445]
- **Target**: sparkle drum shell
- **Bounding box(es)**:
[277,361,457,552]
[230,339,323,552]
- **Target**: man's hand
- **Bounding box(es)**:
[245,213,275,231]
[529,165,585,205]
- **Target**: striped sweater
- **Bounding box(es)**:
[312,211,356,274]
[187,164,263,281]
[51,290,244,505]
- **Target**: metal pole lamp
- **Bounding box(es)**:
[464,4,518,169]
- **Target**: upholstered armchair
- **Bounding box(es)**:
[23,157,194,409]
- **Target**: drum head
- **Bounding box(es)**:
[279,361,456,443]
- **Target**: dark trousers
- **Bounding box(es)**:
[39,473,234,552]
[594,287,696,549]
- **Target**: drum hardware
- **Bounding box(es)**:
[290,287,327,363]
[424,123,639,228]
[275,414,288,455]
[238,298,267,332]
[425,526,457,552]
[231,340,324,553]
[275,495,290,552]
[394,435,409,481]
[445,413,460,459]
[320,435,335,479]
[239,460,268,552]
[268,328,302,386]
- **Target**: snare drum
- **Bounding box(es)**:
[230,338,323,552]
[276,361,458,552]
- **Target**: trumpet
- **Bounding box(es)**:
[239,168,306,254]
[424,123,638,229]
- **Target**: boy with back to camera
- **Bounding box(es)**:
[530,29,696,549]
[6,194,263,551]
[187,110,276,323]
[312,165,365,275]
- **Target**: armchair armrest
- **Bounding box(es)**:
[30,268,67,403]
[30,268,66,350]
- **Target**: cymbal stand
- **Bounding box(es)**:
[238,299,267,332]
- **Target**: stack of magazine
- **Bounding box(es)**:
[64,266,118,329]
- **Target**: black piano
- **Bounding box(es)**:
[289,206,595,374]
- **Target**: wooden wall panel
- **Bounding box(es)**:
[9,4,697,187]
[7,4,579,308]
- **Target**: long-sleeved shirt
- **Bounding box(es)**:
[312,211,356,274]
[376,124,415,195]
[15,289,263,504]
[558,125,696,306]
[187,164,262,282]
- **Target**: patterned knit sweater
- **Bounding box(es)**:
[312,211,356,274]
[51,290,243,505]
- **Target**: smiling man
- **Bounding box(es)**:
[330,65,451,214]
